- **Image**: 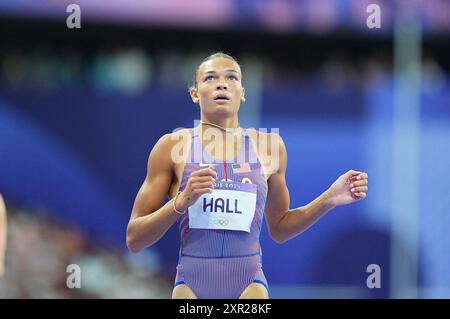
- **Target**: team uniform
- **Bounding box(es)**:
[174,126,269,298]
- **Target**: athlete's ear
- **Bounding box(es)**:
[241,87,246,103]
[189,86,200,104]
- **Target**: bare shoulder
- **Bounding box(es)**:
[245,128,286,178]
[156,128,191,148]
[245,128,286,156]
[167,128,192,141]
[150,128,192,162]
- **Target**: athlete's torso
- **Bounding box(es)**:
[173,126,268,257]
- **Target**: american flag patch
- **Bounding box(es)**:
[232,163,251,174]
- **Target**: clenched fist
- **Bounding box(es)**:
[327,170,368,207]
[175,166,217,212]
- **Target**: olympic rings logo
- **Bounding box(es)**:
[214,218,229,227]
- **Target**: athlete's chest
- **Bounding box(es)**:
[170,135,273,197]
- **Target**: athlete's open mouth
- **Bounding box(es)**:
[214,94,231,101]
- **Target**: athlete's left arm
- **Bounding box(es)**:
[264,134,368,244]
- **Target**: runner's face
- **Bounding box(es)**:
[191,57,245,117]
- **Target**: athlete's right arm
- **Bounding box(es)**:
[126,134,179,253]
[126,133,217,253]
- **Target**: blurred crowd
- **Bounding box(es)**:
[0,207,172,298]
[0,44,447,96]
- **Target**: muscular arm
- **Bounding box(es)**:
[127,130,217,253]
[264,134,335,244]
[0,194,6,277]
[126,134,181,253]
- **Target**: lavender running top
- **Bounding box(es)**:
[177,126,268,258]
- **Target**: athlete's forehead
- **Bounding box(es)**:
[197,57,241,78]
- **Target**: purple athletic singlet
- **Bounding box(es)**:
[174,126,269,298]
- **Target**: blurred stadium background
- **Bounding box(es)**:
[0,0,449,298]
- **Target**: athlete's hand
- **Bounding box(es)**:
[326,170,368,207]
[175,166,217,212]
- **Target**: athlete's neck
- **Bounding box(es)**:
[199,116,240,134]
[198,117,242,161]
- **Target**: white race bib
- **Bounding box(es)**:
[188,181,257,233]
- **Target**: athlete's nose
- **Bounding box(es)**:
[216,80,228,90]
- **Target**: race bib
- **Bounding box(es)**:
[188,181,257,233]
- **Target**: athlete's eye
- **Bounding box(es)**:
[228,75,238,81]
[204,75,215,81]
